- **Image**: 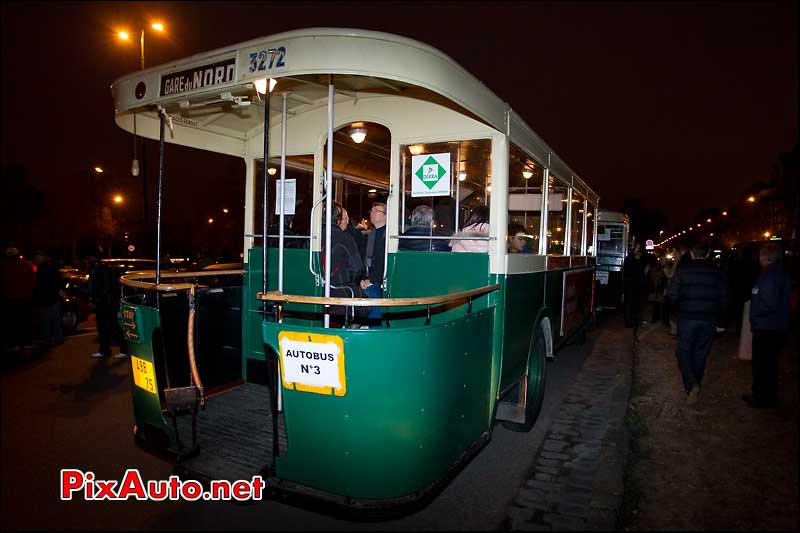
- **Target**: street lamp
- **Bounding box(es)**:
[117,21,166,70]
[113,194,124,204]
[116,20,167,256]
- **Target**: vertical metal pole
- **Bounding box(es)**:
[156,111,165,285]
[324,76,334,328]
[582,198,588,256]
[401,151,406,233]
[262,90,270,309]
[140,29,145,70]
[455,146,461,232]
[383,186,391,291]
[564,187,573,255]
[278,93,287,293]
[260,86,279,463]
[540,168,549,256]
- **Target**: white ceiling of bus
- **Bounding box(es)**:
[163,74,474,139]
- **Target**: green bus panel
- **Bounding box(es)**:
[384,251,492,327]
[120,300,177,445]
[262,308,495,500]
[244,248,321,368]
[498,271,546,392]
[545,269,564,342]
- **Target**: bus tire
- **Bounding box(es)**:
[501,326,547,432]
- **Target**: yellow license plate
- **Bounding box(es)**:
[131,356,157,395]
[278,331,346,396]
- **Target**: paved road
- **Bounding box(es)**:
[1,316,594,530]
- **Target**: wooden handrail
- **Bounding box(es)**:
[257,284,500,307]
[120,269,244,292]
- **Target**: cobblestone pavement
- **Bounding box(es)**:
[504,313,634,531]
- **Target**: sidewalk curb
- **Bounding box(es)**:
[504,317,634,531]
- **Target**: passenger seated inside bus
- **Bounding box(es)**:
[508,222,532,253]
[451,205,490,253]
[322,202,370,323]
[399,205,451,252]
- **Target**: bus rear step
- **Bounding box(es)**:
[173,383,287,482]
[495,401,526,423]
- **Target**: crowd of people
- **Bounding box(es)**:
[622,241,793,408]
[0,247,127,359]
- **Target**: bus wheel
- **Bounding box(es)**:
[502,327,547,432]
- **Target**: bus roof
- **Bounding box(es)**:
[597,209,629,225]
[110,27,597,204]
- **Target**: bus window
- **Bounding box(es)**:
[569,192,585,256]
[586,204,596,255]
[254,156,314,248]
[546,177,569,255]
[324,122,391,230]
[508,145,544,254]
[399,139,491,251]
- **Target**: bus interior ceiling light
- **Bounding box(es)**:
[349,127,367,144]
[408,144,424,155]
[522,170,533,179]
[253,78,277,94]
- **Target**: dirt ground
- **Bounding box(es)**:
[621,320,798,531]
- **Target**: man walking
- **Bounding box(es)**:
[667,242,728,404]
[743,243,792,408]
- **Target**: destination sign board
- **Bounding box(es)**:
[160,56,237,97]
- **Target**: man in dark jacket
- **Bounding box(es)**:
[743,243,792,408]
[667,242,728,404]
[398,205,451,252]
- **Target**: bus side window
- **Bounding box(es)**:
[508,144,544,254]
[569,190,585,256]
[400,139,491,252]
[586,204,596,255]
[546,177,569,255]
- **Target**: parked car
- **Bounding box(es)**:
[59,267,90,335]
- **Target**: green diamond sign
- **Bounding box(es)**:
[411,153,451,197]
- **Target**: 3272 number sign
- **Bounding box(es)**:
[248,47,286,73]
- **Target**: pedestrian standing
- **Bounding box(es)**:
[743,243,792,408]
[623,244,646,328]
[88,255,124,358]
[31,250,64,350]
[667,242,728,404]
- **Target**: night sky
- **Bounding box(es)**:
[2,1,797,246]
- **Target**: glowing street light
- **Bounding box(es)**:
[94,166,104,174]
[706,218,712,223]
[222,208,229,214]
[116,20,166,70]
[722,211,728,216]
[748,196,756,203]
[764,231,771,238]
[208,218,214,224]
[113,194,124,204]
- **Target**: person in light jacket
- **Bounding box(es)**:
[450,205,489,253]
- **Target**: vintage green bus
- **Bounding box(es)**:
[112,28,599,512]
[595,210,629,310]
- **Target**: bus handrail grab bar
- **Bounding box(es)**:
[257,283,500,308]
[120,270,244,292]
[382,185,391,292]
[309,193,326,286]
